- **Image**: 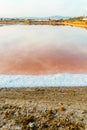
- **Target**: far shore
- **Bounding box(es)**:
[0,19,87,29]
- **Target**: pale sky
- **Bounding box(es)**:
[0,0,87,17]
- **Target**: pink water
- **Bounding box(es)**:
[0,25,87,75]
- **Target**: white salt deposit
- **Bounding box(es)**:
[0,73,87,87]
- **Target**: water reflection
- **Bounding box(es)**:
[0,25,87,74]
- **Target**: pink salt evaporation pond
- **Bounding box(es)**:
[0,25,87,75]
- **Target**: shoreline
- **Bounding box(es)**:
[0,19,87,29]
[0,74,87,87]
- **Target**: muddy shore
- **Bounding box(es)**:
[0,87,87,130]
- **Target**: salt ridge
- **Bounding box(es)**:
[0,74,87,87]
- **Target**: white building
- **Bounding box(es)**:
[83,17,87,20]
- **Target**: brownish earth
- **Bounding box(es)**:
[0,87,87,130]
[0,19,87,28]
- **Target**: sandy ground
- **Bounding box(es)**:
[0,87,87,130]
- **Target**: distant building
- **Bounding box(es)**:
[82,17,87,20]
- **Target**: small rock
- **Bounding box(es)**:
[29,122,35,128]
[59,102,63,105]
[60,106,66,111]
[81,110,87,114]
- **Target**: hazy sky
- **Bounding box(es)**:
[0,0,87,17]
